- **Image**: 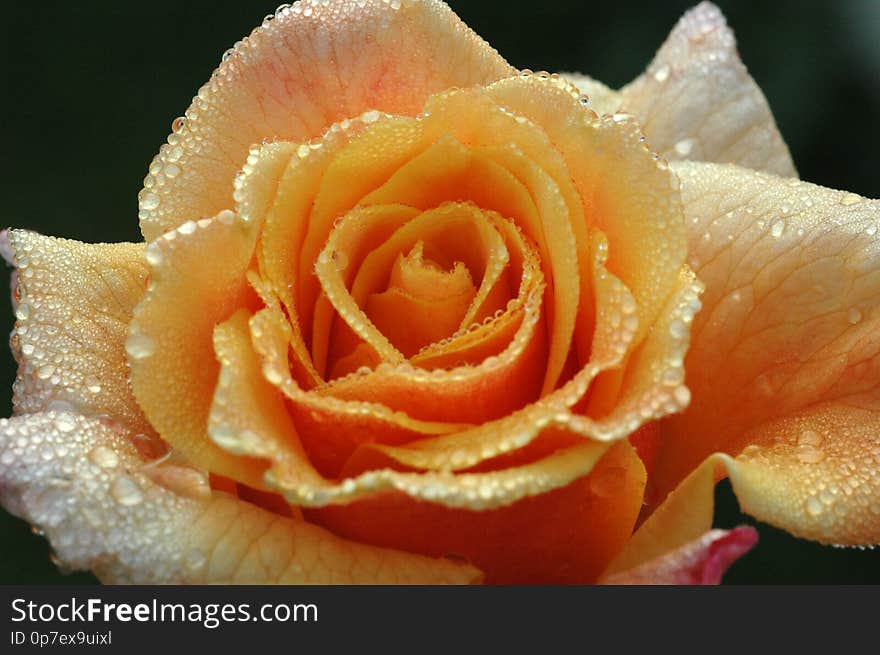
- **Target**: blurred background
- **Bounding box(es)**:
[0,0,878,584]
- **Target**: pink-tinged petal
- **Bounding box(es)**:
[2,230,152,434]
[601,527,758,585]
[575,2,795,176]
[0,412,481,584]
[139,0,513,241]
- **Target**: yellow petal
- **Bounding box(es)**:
[619,2,795,176]
[653,161,880,545]
[0,412,479,583]
[139,0,513,241]
[2,230,151,434]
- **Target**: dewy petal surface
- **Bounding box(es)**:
[2,231,152,434]
[139,0,513,241]
[128,212,266,487]
[654,161,880,546]
[0,413,480,583]
[564,3,794,177]
[618,2,795,177]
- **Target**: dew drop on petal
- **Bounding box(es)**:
[125,333,156,359]
[88,445,119,469]
[110,476,143,506]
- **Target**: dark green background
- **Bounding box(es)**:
[1,0,878,584]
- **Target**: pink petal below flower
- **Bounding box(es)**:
[601,526,758,585]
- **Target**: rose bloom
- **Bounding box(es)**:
[1,0,878,585]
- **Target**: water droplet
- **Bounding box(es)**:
[125,333,156,359]
[140,192,160,211]
[841,193,862,206]
[111,476,143,506]
[847,307,863,324]
[88,446,119,469]
[653,64,670,82]
[796,443,825,464]
[178,220,197,235]
[770,219,785,238]
[54,413,76,432]
[36,364,55,380]
[798,430,823,447]
[674,138,695,156]
[144,243,163,267]
[361,110,381,123]
[805,496,823,516]
[331,250,349,271]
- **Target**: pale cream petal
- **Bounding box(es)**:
[0,412,481,584]
[2,230,151,434]
[619,2,795,176]
[140,0,513,241]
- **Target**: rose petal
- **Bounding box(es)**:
[601,527,758,585]
[211,303,616,511]
[619,2,795,176]
[128,210,266,487]
[2,230,151,433]
[657,162,880,503]
[0,412,480,583]
[487,75,686,352]
[645,161,880,547]
[140,0,513,241]
[310,440,645,584]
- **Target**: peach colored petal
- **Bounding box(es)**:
[657,162,880,505]
[2,230,152,434]
[209,304,614,512]
[310,440,645,584]
[609,404,880,576]
[0,412,479,583]
[486,74,686,352]
[128,211,266,487]
[139,0,513,241]
[250,305,462,477]
[601,527,758,585]
[618,2,795,176]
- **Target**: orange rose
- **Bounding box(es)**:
[0,1,877,585]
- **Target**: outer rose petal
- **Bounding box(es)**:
[567,3,795,177]
[601,527,758,585]
[311,440,646,584]
[653,161,880,546]
[2,230,151,434]
[139,0,513,241]
[0,413,481,584]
